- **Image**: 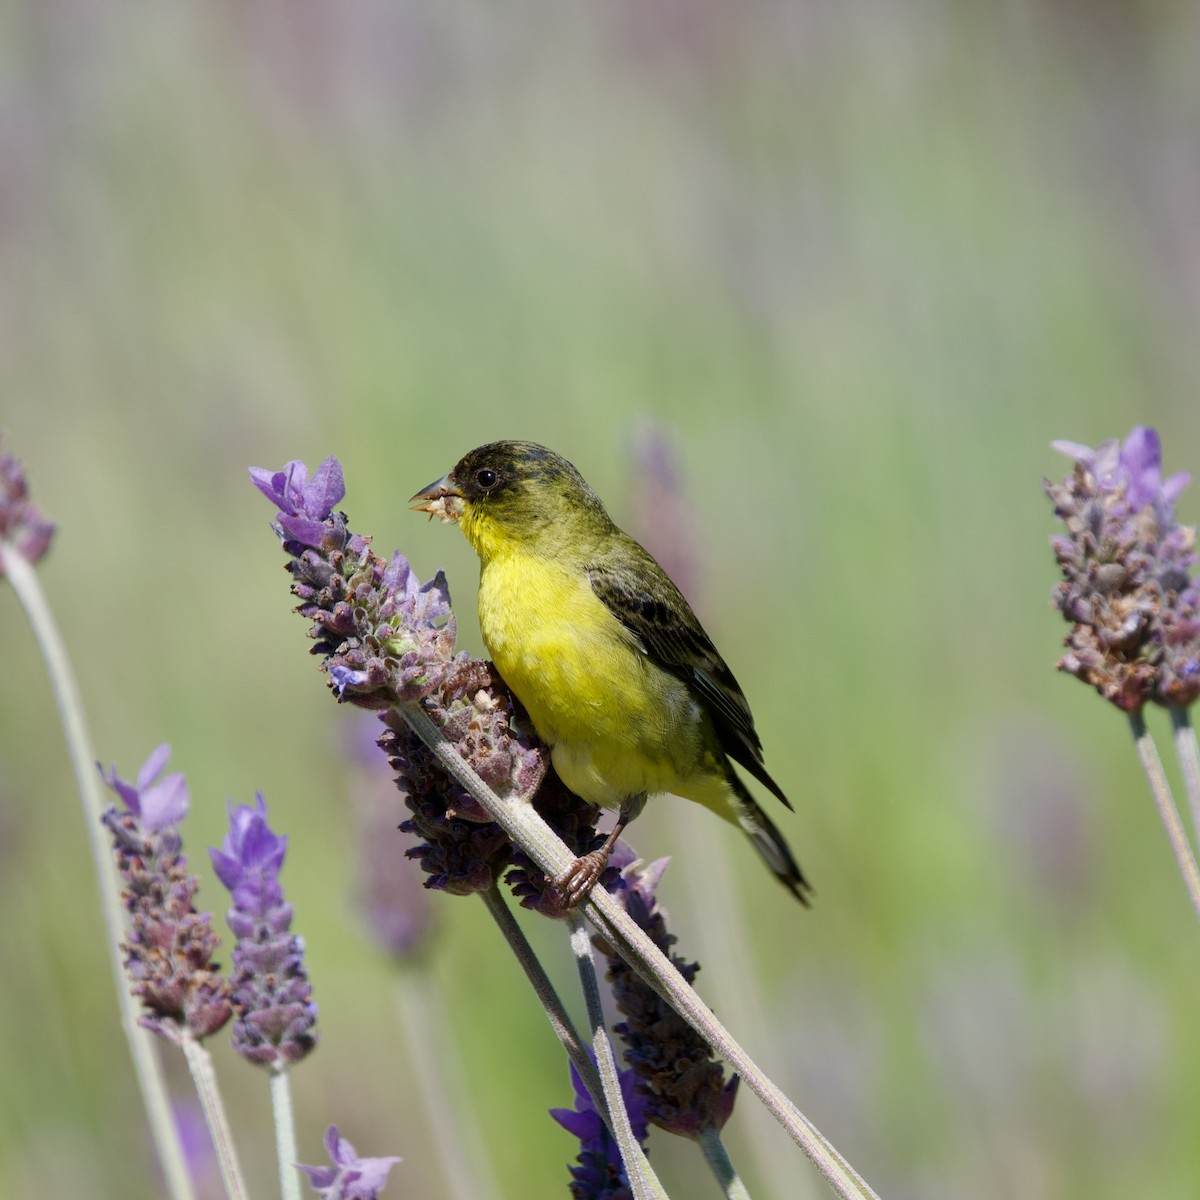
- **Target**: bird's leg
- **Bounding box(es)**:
[555,793,647,908]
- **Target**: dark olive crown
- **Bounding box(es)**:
[450,441,611,534]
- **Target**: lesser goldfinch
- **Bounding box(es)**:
[410,440,809,905]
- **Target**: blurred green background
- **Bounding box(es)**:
[3,1,1200,1197]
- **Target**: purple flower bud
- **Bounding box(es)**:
[250,457,346,549]
[550,1057,650,1200]
[593,856,738,1139]
[298,1126,401,1200]
[0,436,55,569]
[380,718,512,898]
[1047,426,1200,709]
[100,747,232,1044]
[210,795,317,1068]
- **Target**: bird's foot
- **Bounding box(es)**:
[554,848,610,909]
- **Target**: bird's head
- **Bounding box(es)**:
[410,441,611,559]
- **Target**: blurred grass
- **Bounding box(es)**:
[4,0,1200,1196]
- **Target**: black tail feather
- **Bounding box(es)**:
[731,776,812,906]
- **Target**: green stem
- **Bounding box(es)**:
[1,544,196,1200]
[181,1034,249,1200]
[698,1126,753,1200]
[1129,711,1200,923]
[567,912,669,1200]
[479,886,603,1111]
[398,700,879,1200]
[271,1068,301,1200]
[1169,707,1200,848]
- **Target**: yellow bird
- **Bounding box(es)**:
[411,440,809,906]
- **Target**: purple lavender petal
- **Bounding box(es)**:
[249,461,309,512]
[299,1126,401,1200]
[304,457,346,521]
[209,794,316,1068]
[139,771,190,832]
[100,748,232,1043]
[550,1057,649,1198]
[102,744,191,832]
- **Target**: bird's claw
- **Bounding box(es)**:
[554,850,608,908]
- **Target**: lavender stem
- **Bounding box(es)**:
[698,1127,753,1200]
[397,700,879,1200]
[567,911,668,1200]
[270,1068,301,1200]
[1129,711,1200,922]
[479,886,604,1112]
[1,545,196,1200]
[1169,707,1200,848]
[181,1033,249,1200]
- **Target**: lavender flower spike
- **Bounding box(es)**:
[1047,426,1200,709]
[251,455,460,709]
[210,794,317,1067]
[0,435,55,569]
[100,747,233,1043]
[299,1126,401,1200]
[594,854,739,1139]
[551,1057,650,1200]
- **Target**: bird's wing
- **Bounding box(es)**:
[586,544,793,811]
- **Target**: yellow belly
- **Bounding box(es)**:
[477,549,718,810]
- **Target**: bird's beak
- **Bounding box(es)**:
[409,473,464,523]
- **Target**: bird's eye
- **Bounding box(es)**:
[475,468,499,491]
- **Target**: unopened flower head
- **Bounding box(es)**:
[251,457,460,708]
[377,656,542,896]
[1047,426,1200,710]
[298,1126,401,1200]
[550,1057,650,1200]
[593,854,738,1139]
[210,794,317,1067]
[100,746,232,1043]
[0,435,55,569]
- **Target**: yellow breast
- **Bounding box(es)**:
[476,546,706,808]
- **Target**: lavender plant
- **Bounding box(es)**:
[209,795,317,1068]
[101,749,249,1200]
[5,433,395,1200]
[102,747,233,1045]
[595,854,738,1142]
[1047,426,1200,919]
[98,746,404,1200]
[253,453,881,1200]
[551,1058,651,1200]
[210,794,318,1200]
[2,440,198,1200]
